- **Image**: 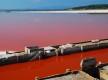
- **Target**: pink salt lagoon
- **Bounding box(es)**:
[0,13,108,80]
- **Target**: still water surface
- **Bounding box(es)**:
[0,13,108,80]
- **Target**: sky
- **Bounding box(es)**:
[0,0,108,10]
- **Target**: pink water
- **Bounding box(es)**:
[0,13,108,80]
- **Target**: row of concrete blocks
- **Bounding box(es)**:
[0,39,108,66]
[0,51,40,66]
[45,42,108,57]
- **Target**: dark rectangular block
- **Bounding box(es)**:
[99,43,108,49]
[0,56,18,66]
[83,44,99,51]
[63,46,81,55]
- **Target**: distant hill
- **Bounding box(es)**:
[0,4,108,12]
[67,4,108,10]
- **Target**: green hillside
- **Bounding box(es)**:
[67,4,108,10]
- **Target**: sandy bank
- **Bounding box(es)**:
[21,10,108,14]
